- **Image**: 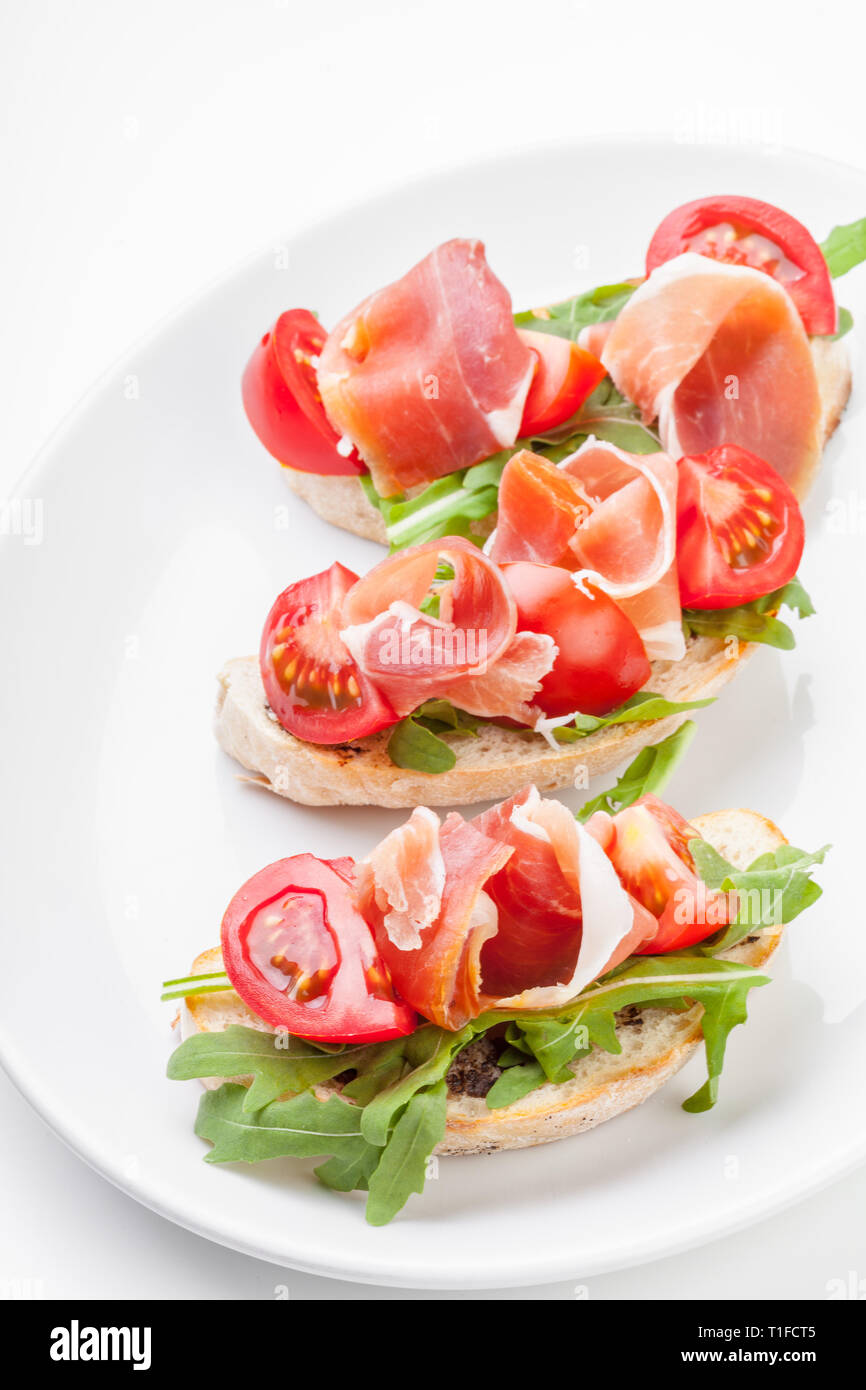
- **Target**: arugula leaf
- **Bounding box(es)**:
[514,282,636,340]
[387,715,459,774]
[365,1082,448,1226]
[408,699,481,734]
[683,606,795,650]
[386,700,481,774]
[549,691,714,743]
[824,306,854,341]
[479,955,771,1111]
[378,471,504,552]
[360,1025,471,1147]
[691,839,829,954]
[171,947,797,1217]
[388,691,709,774]
[820,216,866,278]
[529,379,661,458]
[195,1083,372,1165]
[683,575,815,650]
[167,1024,370,1111]
[314,1144,381,1194]
[679,977,755,1112]
[341,1038,408,1105]
[485,1060,546,1108]
[754,575,815,619]
[160,970,231,1002]
[364,455,511,553]
[576,720,697,822]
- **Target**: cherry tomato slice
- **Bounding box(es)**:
[646,196,836,336]
[517,329,606,436]
[605,797,735,953]
[220,854,417,1042]
[242,309,366,476]
[503,562,650,717]
[260,562,398,744]
[676,445,804,610]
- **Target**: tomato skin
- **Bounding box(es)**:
[517,330,606,436]
[260,563,399,745]
[503,563,651,717]
[220,855,417,1042]
[242,310,366,476]
[646,196,836,336]
[606,796,736,953]
[676,445,805,610]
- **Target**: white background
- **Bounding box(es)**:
[2,0,865,1300]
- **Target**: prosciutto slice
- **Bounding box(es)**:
[561,439,683,662]
[488,444,683,661]
[601,253,822,498]
[340,536,555,721]
[357,784,658,1028]
[356,810,513,1030]
[317,239,534,498]
[473,788,658,1008]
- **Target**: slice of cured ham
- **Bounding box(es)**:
[560,439,683,662]
[357,784,659,1027]
[339,536,555,721]
[488,444,683,661]
[473,788,657,1008]
[356,809,513,1030]
[487,448,592,566]
[316,239,534,498]
[601,253,822,498]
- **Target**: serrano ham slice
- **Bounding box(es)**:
[340,537,555,721]
[560,440,683,662]
[488,444,683,661]
[473,788,657,1008]
[317,239,534,498]
[357,784,659,1027]
[357,810,513,1030]
[601,253,822,498]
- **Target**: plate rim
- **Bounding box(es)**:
[3,134,866,1289]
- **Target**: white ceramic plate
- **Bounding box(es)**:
[2,139,865,1290]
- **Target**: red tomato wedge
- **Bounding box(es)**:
[242,310,366,476]
[220,854,417,1042]
[676,445,804,610]
[517,330,606,436]
[645,196,836,336]
[605,796,736,953]
[260,562,398,744]
[503,562,650,717]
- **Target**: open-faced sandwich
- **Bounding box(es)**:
[242,196,863,546]
[222,199,864,807]
[165,729,827,1226]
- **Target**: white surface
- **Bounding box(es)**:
[2,0,866,1299]
[2,137,865,1291]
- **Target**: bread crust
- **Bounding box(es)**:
[215,635,748,807]
[217,339,851,808]
[179,809,788,1156]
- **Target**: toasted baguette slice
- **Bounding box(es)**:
[281,337,851,543]
[219,339,851,808]
[215,635,745,807]
[178,807,786,1155]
